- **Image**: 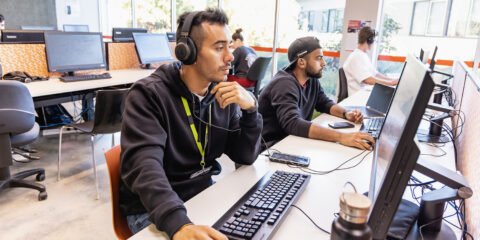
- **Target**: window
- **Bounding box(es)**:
[135,0,171,33]
[411,0,447,36]
[299,8,344,34]
[107,0,133,31]
[448,0,480,37]
[176,0,218,17]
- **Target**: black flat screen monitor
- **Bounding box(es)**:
[44,31,106,73]
[166,32,176,42]
[132,33,174,65]
[63,24,89,32]
[112,28,147,42]
[1,30,45,43]
[367,54,435,239]
[21,26,57,31]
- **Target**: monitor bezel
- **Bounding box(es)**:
[367,56,435,239]
[44,31,107,73]
[1,30,46,44]
[132,32,174,65]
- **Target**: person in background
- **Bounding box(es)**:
[120,8,262,240]
[227,28,258,88]
[343,26,398,96]
[259,36,374,150]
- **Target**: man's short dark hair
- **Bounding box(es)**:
[176,8,229,50]
[0,14,4,23]
[358,26,375,45]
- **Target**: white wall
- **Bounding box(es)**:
[298,0,346,11]
[339,0,382,66]
[55,0,100,32]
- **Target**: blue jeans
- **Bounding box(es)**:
[126,213,152,234]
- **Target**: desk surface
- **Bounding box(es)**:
[25,69,155,98]
[131,90,457,240]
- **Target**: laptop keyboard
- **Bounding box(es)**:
[361,118,384,138]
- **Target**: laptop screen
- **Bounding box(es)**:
[365,83,395,113]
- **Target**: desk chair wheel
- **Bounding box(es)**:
[38,191,48,201]
[36,172,45,181]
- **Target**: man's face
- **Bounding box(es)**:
[194,22,234,83]
[304,48,326,78]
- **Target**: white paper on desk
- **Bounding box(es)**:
[345,33,357,51]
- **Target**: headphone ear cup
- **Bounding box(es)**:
[175,40,191,62]
[175,37,197,65]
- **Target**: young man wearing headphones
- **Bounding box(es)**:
[120,9,262,240]
[343,26,398,96]
[258,36,374,150]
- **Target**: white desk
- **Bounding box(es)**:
[131,90,457,240]
[25,69,155,107]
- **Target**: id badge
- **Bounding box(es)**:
[189,165,212,179]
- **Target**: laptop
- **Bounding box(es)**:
[343,83,395,118]
[360,62,407,138]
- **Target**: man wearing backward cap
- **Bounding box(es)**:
[259,36,375,150]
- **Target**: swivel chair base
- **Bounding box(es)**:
[0,167,47,201]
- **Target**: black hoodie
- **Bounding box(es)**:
[119,62,262,237]
[258,69,335,148]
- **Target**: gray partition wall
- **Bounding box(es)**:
[0,0,57,30]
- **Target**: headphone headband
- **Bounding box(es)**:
[176,11,201,65]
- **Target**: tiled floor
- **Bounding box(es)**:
[0,132,235,240]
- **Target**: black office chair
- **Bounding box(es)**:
[0,81,47,201]
[58,89,128,199]
[246,57,272,98]
[337,67,349,103]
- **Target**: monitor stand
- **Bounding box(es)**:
[61,71,76,77]
[141,64,151,69]
[405,221,456,240]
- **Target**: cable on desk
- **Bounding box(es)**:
[288,150,371,176]
[290,204,330,235]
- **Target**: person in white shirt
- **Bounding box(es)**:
[343,26,398,96]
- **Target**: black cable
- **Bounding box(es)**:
[290,204,330,235]
[292,150,371,176]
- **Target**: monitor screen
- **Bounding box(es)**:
[44,32,106,73]
[112,28,147,42]
[132,33,174,64]
[63,24,89,32]
[368,54,435,239]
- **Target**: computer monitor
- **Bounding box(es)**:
[132,33,174,69]
[63,24,89,32]
[166,32,176,42]
[367,54,435,239]
[21,25,57,31]
[44,31,106,75]
[1,30,46,43]
[112,28,147,42]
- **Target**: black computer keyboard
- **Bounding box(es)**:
[212,171,310,240]
[361,117,384,138]
[60,73,112,82]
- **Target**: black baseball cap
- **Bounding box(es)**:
[284,36,322,70]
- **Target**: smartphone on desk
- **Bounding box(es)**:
[328,122,354,129]
[269,152,310,167]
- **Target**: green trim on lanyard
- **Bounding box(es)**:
[181,96,211,169]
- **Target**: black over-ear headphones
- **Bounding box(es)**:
[175,11,200,65]
[367,29,376,45]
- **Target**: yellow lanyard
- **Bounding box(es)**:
[181,96,211,169]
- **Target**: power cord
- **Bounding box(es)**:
[290,204,330,234]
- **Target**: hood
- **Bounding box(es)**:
[152,61,218,105]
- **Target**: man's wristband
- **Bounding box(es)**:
[342,111,347,120]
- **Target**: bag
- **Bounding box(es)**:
[2,71,48,83]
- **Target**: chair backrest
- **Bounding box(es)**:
[337,67,349,103]
[92,89,129,134]
[0,80,35,135]
[247,57,272,98]
[104,145,132,240]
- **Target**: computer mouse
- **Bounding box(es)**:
[364,140,374,149]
